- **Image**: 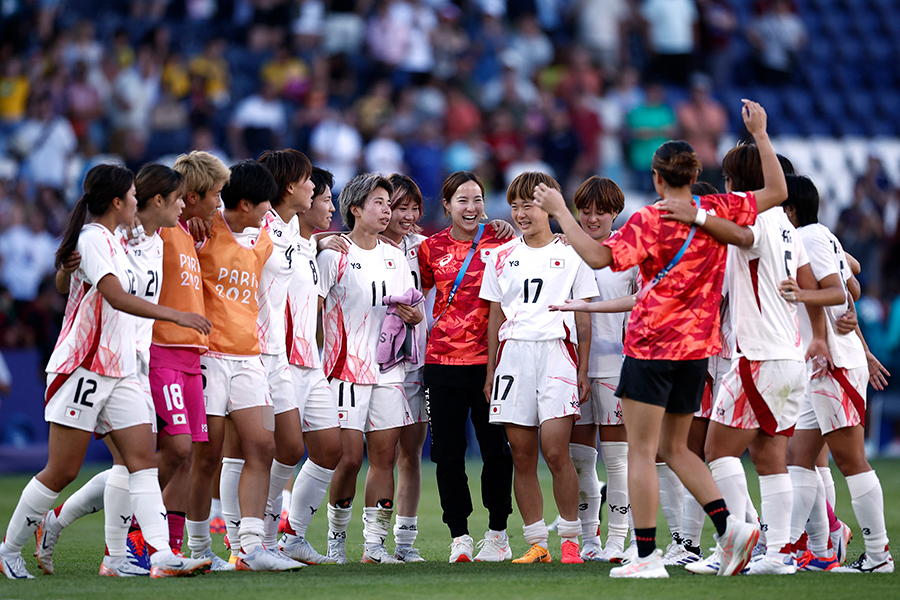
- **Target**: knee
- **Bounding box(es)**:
[398,447,422,473]
[541,446,571,472]
[161,440,192,467]
[339,448,364,474]
[831,449,870,476]
[276,441,305,467]
[244,438,276,465]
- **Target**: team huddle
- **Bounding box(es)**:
[0,99,892,580]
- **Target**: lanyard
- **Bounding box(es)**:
[636,195,702,301]
[435,223,485,323]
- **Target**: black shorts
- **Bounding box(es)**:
[615,356,709,414]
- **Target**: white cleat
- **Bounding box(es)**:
[0,544,34,580]
[449,534,474,563]
[833,552,894,573]
[547,515,560,532]
[280,535,334,565]
[580,538,604,562]
[718,516,759,576]
[98,555,151,577]
[474,532,512,562]
[746,553,798,575]
[610,549,668,578]
[394,544,426,563]
[326,538,348,565]
[831,521,853,566]
[192,547,235,571]
[148,551,211,578]
[235,546,304,571]
[609,543,637,565]
[662,542,701,566]
[34,510,62,575]
[685,545,723,575]
[360,544,402,564]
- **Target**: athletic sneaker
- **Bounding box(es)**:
[718,516,760,576]
[831,521,853,566]
[149,552,211,578]
[610,549,668,579]
[686,546,722,575]
[580,538,604,561]
[126,530,151,572]
[234,546,304,571]
[326,538,349,565]
[746,553,797,575]
[833,552,894,573]
[547,515,560,532]
[280,535,334,565]
[99,555,151,577]
[361,544,402,564]
[277,509,289,535]
[609,543,637,565]
[474,532,512,562]
[209,517,226,534]
[662,542,700,566]
[34,510,62,575]
[751,541,767,560]
[797,550,839,571]
[560,540,584,564]
[449,534,474,563]
[512,543,551,563]
[0,545,34,580]
[192,547,236,571]
[394,544,426,563]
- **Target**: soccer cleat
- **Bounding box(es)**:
[833,552,894,573]
[686,545,723,575]
[126,530,151,572]
[149,552,211,578]
[474,532,512,562]
[747,553,798,575]
[547,515,560,532]
[0,545,34,580]
[360,544,403,564]
[718,516,759,576]
[608,543,637,565]
[449,534,474,563]
[34,510,62,575]
[223,534,230,550]
[512,543,551,563]
[610,549,668,579]
[99,555,151,577]
[277,509,289,535]
[192,547,235,571]
[580,538,603,561]
[662,542,701,566]
[234,546,304,571]
[280,535,335,565]
[751,541,767,560]
[210,517,226,534]
[831,521,852,566]
[326,538,349,565]
[394,544,426,563]
[797,550,839,571]
[560,540,584,564]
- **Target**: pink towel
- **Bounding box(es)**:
[377,287,425,373]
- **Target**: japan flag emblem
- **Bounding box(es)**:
[551,259,565,268]
[490,405,501,415]
[385,259,396,269]
[66,408,81,420]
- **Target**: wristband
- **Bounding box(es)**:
[693,209,707,227]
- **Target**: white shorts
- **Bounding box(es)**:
[45,367,154,436]
[404,367,427,424]
[290,364,340,432]
[795,366,867,434]
[330,378,412,432]
[201,355,272,417]
[698,355,732,419]
[489,339,581,427]
[711,356,806,436]
[579,377,622,426]
[262,353,297,415]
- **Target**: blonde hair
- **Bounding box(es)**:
[173,151,230,197]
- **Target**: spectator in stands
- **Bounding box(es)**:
[189,37,231,107]
[354,79,395,139]
[108,44,160,156]
[65,62,103,144]
[640,0,699,86]
[676,73,728,186]
[228,81,288,160]
[261,43,311,102]
[62,20,104,74]
[502,14,554,80]
[480,62,539,112]
[322,0,367,57]
[404,119,444,206]
[0,202,57,304]
[0,58,30,127]
[309,107,362,194]
[431,4,469,81]
[625,82,676,191]
[365,122,405,175]
[541,102,581,189]
[443,85,482,142]
[574,0,632,74]
[11,92,76,193]
[747,0,807,85]
[484,108,525,186]
[697,0,738,89]
[836,176,888,290]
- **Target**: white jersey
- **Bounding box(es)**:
[727,207,808,361]
[586,243,638,378]
[319,238,416,385]
[400,233,427,370]
[122,229,163,362]
[257,210,298,355]
[480,237,599,343]
[796,223,866,369]
[719,262,735,360]
[47,223,138,378]
[287,235,322,369]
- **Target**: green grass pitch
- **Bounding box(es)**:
[0,458,897,599]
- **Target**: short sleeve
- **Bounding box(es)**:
[795,236,809,269]
[603,207,658,272]
[802,230,839,282]
[571,259,600,300]
[316,249,343,298]
[77,228,119,288]
[418,238,435,291]
[478,252,502,303]
[710,191,757,227]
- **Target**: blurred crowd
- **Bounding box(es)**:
[0,0,897,372]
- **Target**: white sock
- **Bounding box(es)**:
[656,462,684,543]
[807,471,830,555]
[210,498,223,521]
[186,518,212,555]
[362,505,392,547]
[391,515,416,546]
[57,469,109,528]
[788,465,818,544]
[569,443,601,540]
[239,516,265,553]
[282,489,292,515]
[220,458,244,555]
[104,465,131,558]
[264,460,294,547]
[709,457,748,528]
[2,478,58,553]
[327,503,352,544]
[128,468,169,555]
[846,470,890,562]
[289,461,334,538]
[817,466,836,509]
[681,489,705,550]
[759,473,792,559]
[600,441,629,549]
[522,519,549,549]
[556,517,582,544]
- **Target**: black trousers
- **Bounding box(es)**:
[425,363,513,538]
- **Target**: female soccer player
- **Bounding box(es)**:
[0,164,211,580]
[533,100,786,578]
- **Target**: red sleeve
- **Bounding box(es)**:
[418,237,435,291]
[707,191,758,227]
[603,206,659,272]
